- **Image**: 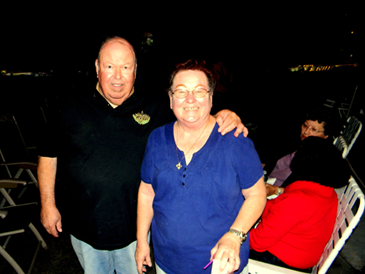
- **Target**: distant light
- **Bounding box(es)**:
[289,63,358,72]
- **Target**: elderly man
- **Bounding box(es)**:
[37,37,246,274]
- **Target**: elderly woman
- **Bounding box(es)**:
[135,60,266,274]
[250,137,351,271]
[266,106,342,197]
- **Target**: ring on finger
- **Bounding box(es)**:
[228,257,236,262]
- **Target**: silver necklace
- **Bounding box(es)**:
[175,122,209,170]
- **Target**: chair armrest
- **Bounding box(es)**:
[0,161,37,170]
[0,209,8,219]
[0,202,38,219]
[0,179,28,188]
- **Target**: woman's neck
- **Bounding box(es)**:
[174,115,215,166]
[176,115,213,134]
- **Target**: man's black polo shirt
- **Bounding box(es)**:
[38,83,173,250]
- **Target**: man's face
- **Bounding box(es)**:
[95,39,136,107]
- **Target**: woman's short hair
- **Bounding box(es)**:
[168,59,217,92]
[290,137,351,188]
[303,105,343,138]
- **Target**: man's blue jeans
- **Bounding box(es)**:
[71,235,138,274]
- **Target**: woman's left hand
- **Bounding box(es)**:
[210,232,241,273]
[215,110,248,137]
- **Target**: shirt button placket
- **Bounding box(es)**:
[181,168,187,187]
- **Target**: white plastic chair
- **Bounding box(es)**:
[333,136,348,159]
[248,177,365,274]
[333,116,362,159]
[0,148,38,207]
[0,179,48,274]
[0,114,39,204]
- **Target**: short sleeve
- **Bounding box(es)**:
[230,136,264,190]
[37,110,61,158]
[141,128,158,185]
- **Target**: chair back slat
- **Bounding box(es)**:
[335,116,362,158]
[333,136,348,158]
[318,177,364,274]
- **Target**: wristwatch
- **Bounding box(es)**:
[228,229,247,244]
[276,187,282,196]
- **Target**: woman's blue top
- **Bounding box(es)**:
[141,122,263,274]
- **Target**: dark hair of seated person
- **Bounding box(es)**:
[302,104,344,139]
[282,136,351,188]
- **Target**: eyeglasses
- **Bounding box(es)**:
[301,123,325,134]
[171,88,210,99]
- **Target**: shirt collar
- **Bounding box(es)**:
[93,82,136,109]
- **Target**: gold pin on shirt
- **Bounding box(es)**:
[133,111,150,125]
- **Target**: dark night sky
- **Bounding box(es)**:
[1,4,363,72]
[1,4,364,180]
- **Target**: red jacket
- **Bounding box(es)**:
[250,181,338,269]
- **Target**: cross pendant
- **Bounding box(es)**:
[176,162,182,170]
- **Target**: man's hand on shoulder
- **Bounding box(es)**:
[215,109,248,137]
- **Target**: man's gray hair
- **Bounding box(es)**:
[97,36,137,69]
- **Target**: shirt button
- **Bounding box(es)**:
[182,183,185,186]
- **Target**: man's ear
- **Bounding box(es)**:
[95,59,100,76]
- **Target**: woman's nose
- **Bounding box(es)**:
[304,128,311,135]
[185,92,196,102]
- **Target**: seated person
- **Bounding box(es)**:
[266,105,343,196]
[249,137,351,271]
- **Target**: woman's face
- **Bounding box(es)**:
[169,70,212,126]
[301,120,328,140]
